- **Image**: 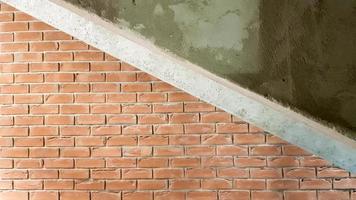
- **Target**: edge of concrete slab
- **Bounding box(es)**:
[2,0,356,172]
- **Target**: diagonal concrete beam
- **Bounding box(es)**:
[3,0,356,172]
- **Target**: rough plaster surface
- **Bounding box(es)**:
[63,0,356,138]
[2,0,356,173]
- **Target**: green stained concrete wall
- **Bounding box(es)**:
[64,0,356,138]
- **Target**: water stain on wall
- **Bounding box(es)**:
[64,0,356,138]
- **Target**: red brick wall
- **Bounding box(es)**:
[0,3,355,200]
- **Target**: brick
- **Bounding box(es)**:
[0,169,28,178]
[30,191,58,200]
[217,145,247,155]
[106,180,136,191]
[46,116,74,125]
[30,126,57,136]
[0,180,12,189]
[14,137,43,147]
[14,32,42,41]
[0,42,28,52]
[44,159,74,168]
[234,133,265,144]
[45,137,74,147]
[219,191,250,200]
[318,191,349,200]
[334,178,356,189]
[107,93,136,103]
[108,115,136,124]
[138,180,166,190]
[0,12,12,22]
[75,180,104,190]
[15,52,42,62]
[92,126,121,136]
[91,169,120,179]
[76,159,105,168]
[91,104,121,114]
[0,22,28,32]
[201,112,231,123]
[154,103,183,113]
[218,168,249,178]
[236,157,266,167]
[300,179,332,189]
[107,136,137,146]
[0,127,28,136]
[14,180,42,189]
[0,74,13,84]
[60,126,89,136]
[216,123,248,133]
[0,137,13,146]
[60,169,89,179]
[170,135,200,145]
[184,102,215,112]
[283,145,311,156]
[75,94,105,103]
[59,41,88,50]
[172,158,200,168]
[152,82,177,92]
[267,179,299,190]
[30,148,58,158]
[123,147,152,157]
[187,191,217,200]
[268,156,299,167]
[92,192,120,200]
[60,83,88,93]
[169,113,198,123]
[61,105,89,114]
[285,191,317,200]
[251,191,283,200]
[14,12,35,21]
[185,123,215,134]
[15,159,42,169]
[60,192,89,200]
[30,42,58,51]
[138,157,168,168]
[92,147,121,157]
[250,168,282,179]
[76,137,104,147]
[155,192,184,200]
[137,72,159,82]
[123,192,152,200]
[155,124,183,134]
[30,22,55,30]
[122,83,151,92]
[170,179,199,190]
[0,53,13,63]
[154,147,184,156]
[202,179,232,189]
[61,147,90,157]
[0,148,28,158]
[186,146,215,156]
[202,135,232,145]
[122,104,151,114]
[74,52,103,61]
[250,145,281,156]
[44,52,72,61]
[44,31,72,40]
[139,135,168,146]
[122,169,152,179]
[44,180,72,189]
[75,72,105,82]
[0,85,28,94]
[107,72,136,82]
[284,167,316,178]
[76,115,105,125]
[0,191,28,200]
[106,158,136,168]
[138,93,166,102]
[168,92,197,102]
[14,94,42,104]
[0,32,13,42]
[45,73,74,82]
[0,105,28,115]
[30,84,58,93]
[60,62,89,72]
[234,179,265,190]
[90,61,120,71]
[91,83,120,92]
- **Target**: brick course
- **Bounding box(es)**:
[0,3,355,200]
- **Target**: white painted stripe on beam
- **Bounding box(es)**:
[3,0,356,172]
